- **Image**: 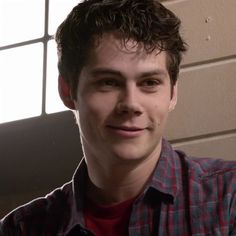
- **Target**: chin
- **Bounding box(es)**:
[112,142,161,166]
[110,147,149,163]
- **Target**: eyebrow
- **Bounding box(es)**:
[89,68,123,77]
[89,68,169,78]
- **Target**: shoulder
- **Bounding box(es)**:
[177,149,236,178]
[161,140,236,194]
[0,181,72,235]
[183,152,236,180]
[175,152,236,233]
[177,150,236,195]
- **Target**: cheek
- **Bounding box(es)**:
[151,100,171,123]
[80,94,116,123]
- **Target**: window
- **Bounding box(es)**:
[0,0,80,124]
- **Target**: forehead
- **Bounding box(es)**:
[86,32,168,70]
[94,32,146,53]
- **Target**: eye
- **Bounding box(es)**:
[139,78,161,92]
[96,78,120,91]
[101,79,118,86]
[142,79,160,86]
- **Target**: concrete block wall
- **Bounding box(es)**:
[163,0,236,160]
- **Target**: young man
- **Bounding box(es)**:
[1,0,236,235]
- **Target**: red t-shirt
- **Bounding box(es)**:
[84,197,135,236]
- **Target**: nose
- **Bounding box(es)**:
[115,85,143,116]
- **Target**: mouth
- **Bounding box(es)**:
[107,125,144,131]
[106,125,146,138]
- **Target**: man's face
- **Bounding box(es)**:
[73,33,177,166]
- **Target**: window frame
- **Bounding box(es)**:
[0,0,55,122]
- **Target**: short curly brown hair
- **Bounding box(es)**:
[55,0,187,97]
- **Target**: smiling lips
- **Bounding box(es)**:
[107,125,146,138]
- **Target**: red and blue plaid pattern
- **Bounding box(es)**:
[1,139,236,235]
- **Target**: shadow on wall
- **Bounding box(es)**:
[0,111,83,218]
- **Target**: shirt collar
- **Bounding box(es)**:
[63,158,88,235]
[63,139,182,234]
[147,139,182,200]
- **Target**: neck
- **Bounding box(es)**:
[85,148,161,205]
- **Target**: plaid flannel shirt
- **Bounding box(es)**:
[1,139,236,235]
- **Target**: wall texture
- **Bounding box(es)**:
[1,0,236,218]
[164,0,236,160]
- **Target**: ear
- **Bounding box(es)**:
[58,75,76,110]
[169,82,178,112]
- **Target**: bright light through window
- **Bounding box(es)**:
[49,0,79,36]
[0,44,43,123]
[0,0,44,46]
[0,0,81,124]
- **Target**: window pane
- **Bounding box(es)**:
[46,40,67,114]
[0,0,44,46]
[48,0,80,35]
[0,43,43,123]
